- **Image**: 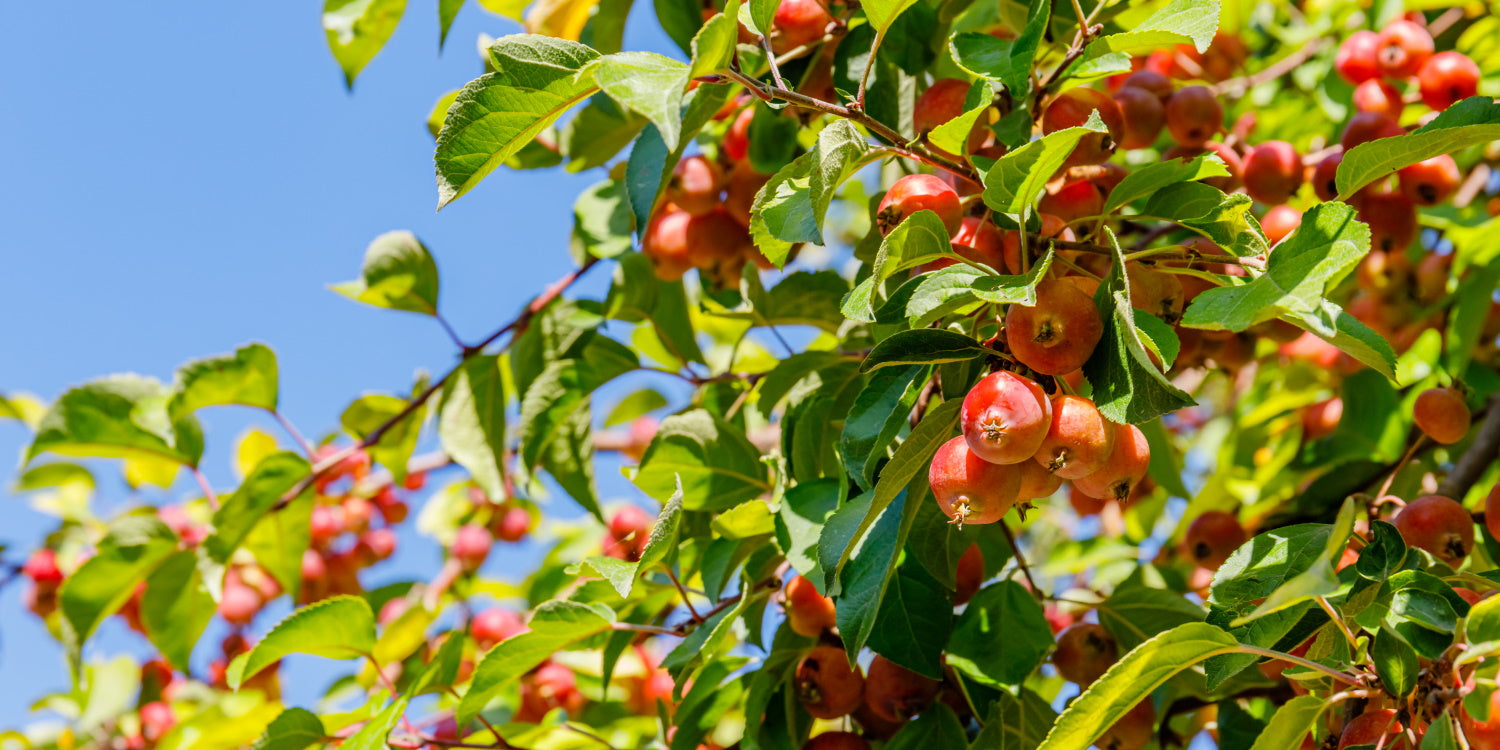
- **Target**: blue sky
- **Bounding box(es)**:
[0,1,680,727]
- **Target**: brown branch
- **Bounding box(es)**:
[1210,39,1331,98]
[1437,393,1500,500]
[271,257,601,511]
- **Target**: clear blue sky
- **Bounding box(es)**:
[0,2,679,728]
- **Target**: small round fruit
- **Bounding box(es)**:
[1241,141,1303,205]
[961,371,1053,464]
[1262,204,1302,246]
[784,574,837,637]
[1113,86,1166,149]
[1302,397,1343,440]
[1099,700,1156,750]
[218,579,263,625]
[1163,86,1223,148]
[1393,494,1475,566]
[1005,279,1105,375]
[913,78,971,135]
[1341,111,1404,149]
[1183,511,1247,570]
[1462,683,1500,749]
[724,159,769,226]
[1414,386,1471,445]
[804,732,872,750]
[1035,395,1117,480]
[1129,266,1186,325]
[1038,179,1105,225]
[1312,152,1343,202]
[1398,154,1461,206]
[1335,30,1381,85]
[1358,190,1418,253]
[1419,51,1481,111]
[643,209,694,281]
[954,544,984,605]
[795,646,866,719]
[863,655,940,723]
[1072,422,1151,502]
[665,155,725,216]
[1052,623,1118,686]
[1120,70,1174,100]
[140,701,175,742]
[1375,20,1434,80]
[1338,708,1410,750]
[452,524,493,572]
[876,174,962,236]
[1043,87,1124,167]
[929,436,1024,526]
[771,0,835,53]
[1352,79,1404,120]
[22,549,63,585]
[604,505,654,561]
[472,609,528,650]
[952,216,1007,272]
[1016,459,1064,501]
[723,108,753,162]
[493,506,532,543]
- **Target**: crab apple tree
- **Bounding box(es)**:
[8,1,1500,750]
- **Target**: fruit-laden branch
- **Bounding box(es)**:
[1028,234,1268,269]
[1437,392,1500,499]
[715,69,978,181]
[1210,38,1331,98]
[271,257,602,511]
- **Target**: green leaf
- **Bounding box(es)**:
[1080,0,1221,62]
[435,35,602,208]
[438,356,508,503]
[843,210,960,322]
[330,231,441,316]
[1336,97,1500,200]
[970,249,1055,303]
[1373,626,1418,698]
[776,479,841,580]
[1445,260,1500,376]
[206,452,313,564]
[519,334,638,472]
[458,601,614,726]
[688,1,739,79]
[1356,521,1407,581]
[863,330,992,372]
[948,0,1046,95]
[1082,230,1195,424]
[756,351,857,417]
[168,343,279,419]
[322,0,407,87]
[929,80,994,157]
[902,267,985,327]
[633,409,772,511]
[58,517,179,667]
[835,486,911,662]
[28,375,202,467]
[1036,623,1240,750]
[590,52,689,151]
[244,492,315,604]
[372,603,437,666]
[1421,714,1461,750]
[338,696,408,750]
[1247,695,1325,750]
[142,551,215,673]
[947,580,1052,686]
[251,708,326,750]
[830,398,961,580]
[1465,588,1500,645]
[623,83,732,233]
[604,388,667,427]
[1097,581,1206,651]
[1230,498,1355,626]
[539,405,600,517]
[887,704,968,749]
[861,0,920,36]
[841,365,927,489]
[1181,203,1369,335]
[983,111,1107,217]
[751,120,875,267]
[1209,523,1336,612]
[1141,184,1268,257]
[229,596,377,689]
[1104,154,1229,214]
[868,565,953,679]
[438,0,465,47]
[341,393,424,485]
[572,180,637,260]
[671,657,751,750]
[972,689,1058,749]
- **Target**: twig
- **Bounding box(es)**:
[1437,393,1500,499]
[270,257,600,512]
[999,519,1043,598]
[563,724,620,750]
[611,622,680,636]
[436,313,470,352]
[1210,39,1331,97]
[761,36,786,90]
[1428,7,1464,38]
[271,410,316,458]
[1376,436,1426,501]
[1034,234,1267,269]
[1236,645,1364,687]
[191,468,220,510]
[855,32,881,110]
[665,567,704,622]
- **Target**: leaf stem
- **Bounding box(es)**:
[271,409,316,458]
[999,519,1043,599]
[1235,645,1364,687]
[191,468,220,510]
